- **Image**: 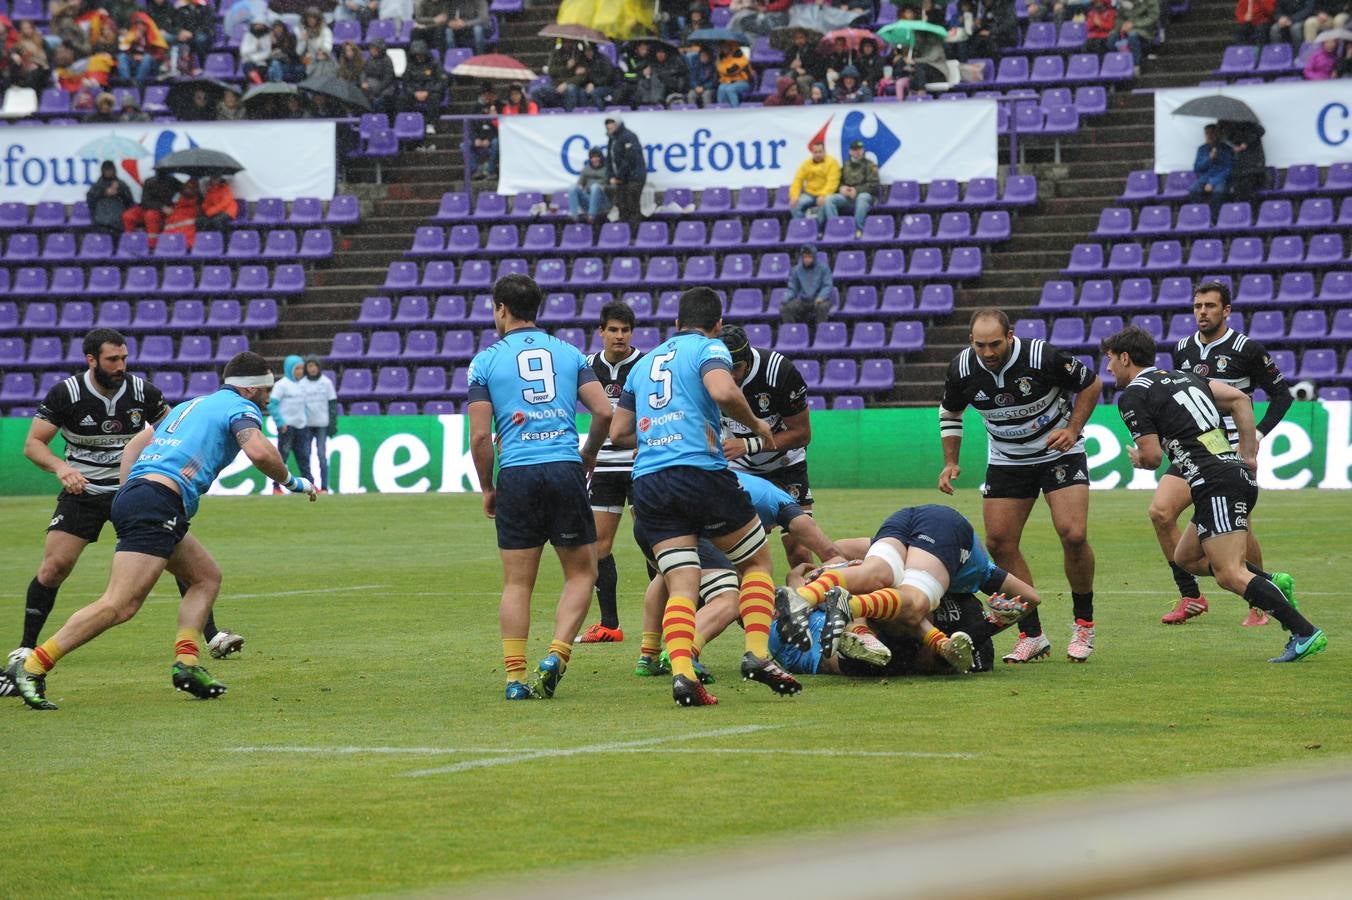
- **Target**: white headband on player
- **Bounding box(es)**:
[224,373,275,388]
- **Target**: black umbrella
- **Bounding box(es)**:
[622,35,681,55]
[770,25,823,52]
[1172,95,1260,124]
[166,78,233,120]
[154,148,244,177]
[242,81,299,106]
[298,74,372,112]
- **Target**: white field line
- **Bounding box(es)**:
[227,745,524,755]
[146,583,389,604]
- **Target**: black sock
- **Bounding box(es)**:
[1020,607,1043,638]
[1170,562,1201,598]
[1071,591,1094,623]
[1246,562,1271,580]
[596,554,619,629]
[176,577,219,641]
[1242,577,1314,636]
[22,578,59,648]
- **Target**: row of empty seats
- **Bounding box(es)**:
[0,369,227,406]
[1,334,250,370]
[1039,272,1352,310]
[1,299,279,335]
[1,229,333,264]
[1,264,306,297]
[1022,310,1352,348]
[1063,236,1352,275]
[1093,198,1352,237]
[1118,165,1352,205]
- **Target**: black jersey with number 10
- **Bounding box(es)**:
[1116,367,1244,488]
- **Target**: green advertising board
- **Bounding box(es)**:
[2,402,1350,497]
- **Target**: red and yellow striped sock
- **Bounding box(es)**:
[547,639,572,668]
[662,595,698,680]
[853,588,903,621]
[849,623,874,637]
[640,631,662,659]
[174,628,203,666]
[923,628,947,651]
[24,638,64,676]
[796,569,842,607]
[503,637,528,684]
[739,570,776,659]
[692,630,708,659]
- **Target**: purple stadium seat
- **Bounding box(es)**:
[1106,242,1144,273]
[947,247,982,278]
[1099,51,1134,80]
[1169,204,1208,234]
[50,267,84,296]
[1050,317,1088,347]
[1236,274,1275,305]
[1269,351,1296,379]
[169,300,205,332]
[540,293,575,324]
[918,284,955,315]
[924,180,961,208]
[1216,44,1257,76]
[886,321,925,352]
[818,358,857,392]
[774,323,809,356]
[153,371,185,403]
[1165,313,1196,342]
[298,229,332,261]
[1288,310,1328,342]
[326,195,360,227]
[435,192,471,221]
[710,219,743,247]
[595,223,630,251]
[1093,208,1132,238]
[482,224,515,253]
[1247,310,1284,343]
[607,257,642,285]
[1145,240,1184,272]
[366,331,402,361]
[996,56,1030,85]
[340,370,373,399]
[152,232,187,260]
[177,335,212,365]
[1023,22,1057,52]
[634,221,668,249]
[409,226,444,256]
[415,261,454,292]
[1330,309,1352,342]
[832,395,864,411]
[1161,171,1194,200]
[700,187,732,214]
[1089,315,1125,346]
[57,301,94,333]
[26,340,62,374]
[1295,198,1333,229]
[261,230,299,260]
[1065,53,1099,82]
[330,332,363,361]
[383,261,419,291]
[394,295,429,325]
[1078,279,1115,309]
[1038,280,1075,310]
[244,298,278,330]
[213,335,249,364]
[850,322,886,354]
[42,232,76,261]
[1256,42,1294,74]
[1255,199,1295,231]
[858,359,894,392]
[1,373,36,403]
[428,295,465,324]
[1214,202,1252,233]
[963,179,998,209]
[1223,236,1265,269]
[496,258,528,281]
[1299,350,1337,381]
[1119,170,1158,203]
[77,232,114,263]
[97,300,132,330]
[1307,233,1344,265]
[410,366,447,396]
[288,198,322,227]
[1131,314,1165,343]
[423,400,458,415]
[1317,272,1352,303]
[403,330,438,360]
[1065,243,1103,273]
[1058,20,1087,49]
[0,338,25,369]
[936,212,972,242]
[1132,205,1171,236]
[138,335,173,367]
[811,322,848,355]
[386,400,420,416]
[1015,318,1046,341]
[347,400,380,415]
[1030,54,1065,84]
[116,266,154,297]
[4,233,37,262]
[884,180,921,209]
[440,330,475,360]
[1277,164,1319,195]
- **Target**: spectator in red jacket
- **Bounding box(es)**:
[1235,0,1276,44]
[1085,0,1117,53]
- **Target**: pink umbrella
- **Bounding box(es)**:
[450,53,538,81]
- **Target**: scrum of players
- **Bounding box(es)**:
[4,276,1326,711]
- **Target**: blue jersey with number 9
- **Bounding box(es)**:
[128,388,264,518]
[467,327,596,470]
[621,331,733,479]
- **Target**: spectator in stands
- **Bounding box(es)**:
[1188,124,1233,215]
[296,6,334,77]
[782,244,834,325]
[5,22,49,91]
[1303,35,1339,77]
[1269,0,1315,46]
[241,20,272,84]
[469,82,499,178]
[833,63,871,101]
[1085,0,1117,53]
[225,0,271,35]
[122,169,180,246]
[1114,0,1160,74]
[605,114,646,226]
[782,28,822,97]
[120,93,150,121]
[944,0,977,61]
[533,39,582,110]
[216,86,245,119]
[715,41,753,105]
[685,44,718,106]
[650,42,688,101]
[568,146,611,223]
[1026,0,1068,25]
[336,40,363,83]
[825,139,879,238]
[823,34,851,88]
[764,74,804,105]
[334,0,376,29]
[1235,0,1275,44]
[301,357,339,494]
[619,37,654,105]
[969,0,1019,59]
[807,82,828,103]
[680,3,710,43]
[172,0,214,77]
[86,161,134,237]
[163,177,201,248]
[1222,119,1267,200]
[729,0,791,36]
[198,175,238,231]
[400,39,445,132]
[116,11,167,86]
[503,81,537,116]
[854,36,884,90]
[419,0,490,56]
[789,139,841,230]
[1304,0,1350,45]
[629,55,669,106]
[89,90,119,121]
[268,19,304,81]
[360,38,397,112]
[268,355,312,495]
[182,85,217,120]
[656,0,689,40]
[574,40,618,109]
[379,0,414,29]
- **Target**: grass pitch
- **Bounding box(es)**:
[0,488,1348,897]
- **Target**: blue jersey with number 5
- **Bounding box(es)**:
[129,388,264,518]
[621,331,732,479]
[466,327,596,470]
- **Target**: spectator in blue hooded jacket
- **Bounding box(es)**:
[782,244,834,325]
[1187,123,1233,216]
[267,354,313,494]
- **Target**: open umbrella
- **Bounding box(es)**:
[242,81,299,105]
[154,148,244,177]
[1312,27,1352,43]
[818,27,881,53]
[298,73,372,111]
[622,35,681,55]
[166,78,232,120]
[74,135,149,163]
[450,52,538,81]
[538,23,610,44]
[876,20,948,46]
[1171,95,1259,124]
[769,25,823,52]
[687,27,751,46]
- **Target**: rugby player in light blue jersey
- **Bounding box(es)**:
[610,286,796,707]
[467,274,614,701]
[8,352,317,710]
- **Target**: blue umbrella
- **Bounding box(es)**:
[76,135,149,163]
[687,27,751,45]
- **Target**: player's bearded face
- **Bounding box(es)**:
[91,349,127,388]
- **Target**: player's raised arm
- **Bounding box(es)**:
[704,366,775,447]
[24,417,87,495]
[237,423,317,500]
[1209,380,1259,470]
[578,379,612,464]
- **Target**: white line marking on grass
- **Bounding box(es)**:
[227,746,522,755]
[147,584,389,605]
[404,725,781,777]
[225,743,970,761]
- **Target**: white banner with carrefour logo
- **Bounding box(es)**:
[1154,81,1352,174]
[497,101,997,195]
[0,120,336,204]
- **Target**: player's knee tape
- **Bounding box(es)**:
[865,541,906,588]
[901,569,945,611]
[723,527,768,567]
[655,546,701,576]
[699,569,740,606]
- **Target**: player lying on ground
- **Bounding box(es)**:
[1102,325,1326,664]
[781,504,1040,665]
[7,352,318,711]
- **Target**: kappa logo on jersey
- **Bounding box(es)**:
[973,390,989,401]
[80,415,96,427]
[915,532,935,544]
[959,547,970,564]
